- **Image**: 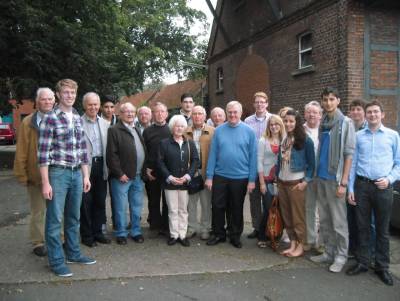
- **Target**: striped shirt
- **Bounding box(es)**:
[244,113,271,140]
[38,107,89,167]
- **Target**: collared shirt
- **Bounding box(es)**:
[123,122,145,175]
[83,114,103,157]
[348,124,400,192]
[38,107,89,167]
[244,112,271,140]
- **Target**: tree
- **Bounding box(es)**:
[0,0,207,107]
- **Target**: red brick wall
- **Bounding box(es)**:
[208,0,346,117]
[208,0,400,128]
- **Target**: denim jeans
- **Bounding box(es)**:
[355,178,393,271]
[258,181,273,241]
[45,167,83,269]
[111,176,144,237]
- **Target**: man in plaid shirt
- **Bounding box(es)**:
[38,79,95,277]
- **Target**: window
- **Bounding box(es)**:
[216,67,224,92]
[298,32,312,69]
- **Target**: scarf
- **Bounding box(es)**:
[320,109,344,174]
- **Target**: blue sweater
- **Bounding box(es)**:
[206,122,257,182]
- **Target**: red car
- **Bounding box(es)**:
[0,123,16,144]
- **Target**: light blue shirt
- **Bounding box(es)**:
[348,124,400,193]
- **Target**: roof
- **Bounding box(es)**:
[119,79,205,111]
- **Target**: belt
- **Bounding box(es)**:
[356,175,376,184]
[277,178,303,186]
[50,164,81,171]
[92,156,103,163]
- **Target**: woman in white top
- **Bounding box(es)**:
[257,115,285,248]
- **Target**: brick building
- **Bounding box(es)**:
[206,0,400,129]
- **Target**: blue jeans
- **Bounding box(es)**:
[111,176,144,237]
[45,167,83,269]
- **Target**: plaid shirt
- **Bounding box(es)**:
[38,106,89,167]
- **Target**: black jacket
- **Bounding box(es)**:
[157,137,199,190]
[106,121,147,180]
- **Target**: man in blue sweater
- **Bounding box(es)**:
[205,101,257,248]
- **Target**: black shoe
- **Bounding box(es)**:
[116,237,127,245]
[82,240,97,248]
[167,237,177,246]
[131,234,144,243]
[247,229,259,239]
[206,236,226,246]
[375,270,393,286]
[179,238,190,247]
[230,238,242,248]
[346,264,368,276]
[33,245,47,257]
[95,236,111,244]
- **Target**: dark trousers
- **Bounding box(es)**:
[258,181,273,241]
[211,175,248,240]
[249,178,262,230]
[145,177,168,231]
[80,159,107,242]
[355,177,393,271]
[347,202,376,258]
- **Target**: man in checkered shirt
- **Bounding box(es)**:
[38,79,95,277]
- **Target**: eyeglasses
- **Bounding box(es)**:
[270,123,280,127]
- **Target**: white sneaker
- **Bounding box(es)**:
[329,260,345,273]
[310,253,333,264]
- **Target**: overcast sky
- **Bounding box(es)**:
[162,0,217,84]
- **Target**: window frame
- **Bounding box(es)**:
[216,67,224,92]
[298,32,313,69]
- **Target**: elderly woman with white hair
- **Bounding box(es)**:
[158,115,199,247]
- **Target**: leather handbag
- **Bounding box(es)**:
[187,141,204,194]
[266,196,283,251]
[188,172,204,195]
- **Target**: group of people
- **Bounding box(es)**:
[13,80,399,287]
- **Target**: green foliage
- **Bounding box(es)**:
[0,0,207,106]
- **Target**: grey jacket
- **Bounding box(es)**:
[316,116,356,184]
[81,114,109,179]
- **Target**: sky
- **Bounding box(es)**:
[162,0,217,84]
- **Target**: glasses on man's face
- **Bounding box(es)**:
[255,101,267,105]
[122,110,135,114]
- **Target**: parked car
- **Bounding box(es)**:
[0,123,16,145]
[391,181,400,230]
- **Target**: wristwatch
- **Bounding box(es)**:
[340,182,347,188]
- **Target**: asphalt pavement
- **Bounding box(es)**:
[0,165,399,300]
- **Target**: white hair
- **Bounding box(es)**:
[35,87,55,102]
[168,114,187,132]
[226,101,242,114]
[120,102,136,113]
[192,105,206,116]
[304,100,322,113]
[82,92,100,108]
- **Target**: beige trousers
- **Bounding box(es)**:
[27,185,46,247]
[278,182,306,244]
[165,189,189,239]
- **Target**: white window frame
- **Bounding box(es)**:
[216,67,224,92]
[298,32,313,69]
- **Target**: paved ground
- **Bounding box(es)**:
[0,166,399,300]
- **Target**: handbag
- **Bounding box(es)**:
[266,195,283,251]
[188,172,204,195]
[186,141,204,194]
